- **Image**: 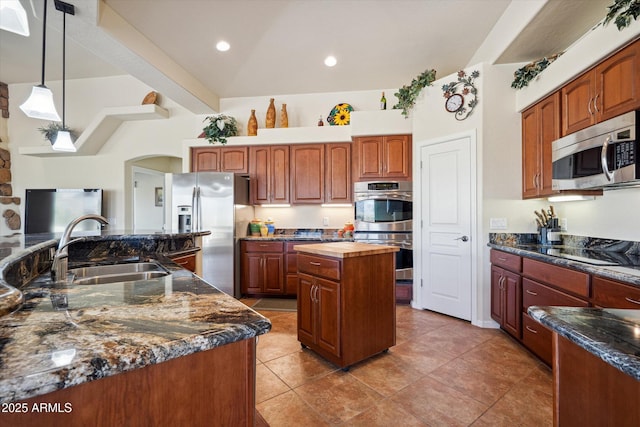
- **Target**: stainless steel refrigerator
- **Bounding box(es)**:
[164,172,254,297]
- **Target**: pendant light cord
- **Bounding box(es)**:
[61,6,66,126]
[40,0,47,86]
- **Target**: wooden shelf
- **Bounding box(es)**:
[19,104,170,157]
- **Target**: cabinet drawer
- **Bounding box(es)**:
[522,278,589,311]
[286,241,317,252]
[522,313,552,366]
[243,241,284,253]
[490,250,521,272]
[297,254,341,281]
[523,258,590,297]
[592,276,640,308]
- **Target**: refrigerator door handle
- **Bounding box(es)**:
[191,186,198,231]
[197,186,202,231]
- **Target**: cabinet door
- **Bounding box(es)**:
[242,252,263,294]
[297,273,316,344]
[490,266,504,324]
[562,71,596,136]
[291,144,324,204]
[262,253,284,294]
[521,106,540,199]
[502,270,522,338]
[220,147,248,174]
[316,277,341,357]
[249,146,270,204]
[270,145,290,203]
[354,136,383,180]
[382,135,411,179]
[325,143,352,203]
[596,41,640,122]
[191,147,220,172]
[538,93,560,196]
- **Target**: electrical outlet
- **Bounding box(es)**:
[322,217,329,226]
[559,218,567,231]
[489,217,507,230]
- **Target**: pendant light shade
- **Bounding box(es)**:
[52,0,76,152]
[51,130,76,152]
[0,0,30,36]
[20,0,61,120]
[19,85,61,121]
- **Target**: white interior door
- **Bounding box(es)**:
[419,136,473,320]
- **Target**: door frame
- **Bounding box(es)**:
[131,165,166,231]
[412,129,481,326]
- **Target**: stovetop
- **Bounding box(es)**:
[517,245,640,267]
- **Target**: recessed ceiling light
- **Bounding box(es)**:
[216,41,230,52]
[324,56,337,67]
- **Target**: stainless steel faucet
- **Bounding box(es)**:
[51,214,109,281]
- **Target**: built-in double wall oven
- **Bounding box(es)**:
[353,181,412,281]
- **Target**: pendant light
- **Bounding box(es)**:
[19,0,61,121]
[0,0,30,36]
[51,0,75,152]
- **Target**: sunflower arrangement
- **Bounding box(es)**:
[327,103,354,126]
[202,114,238,144]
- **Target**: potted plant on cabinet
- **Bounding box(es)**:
[202,114,238,144]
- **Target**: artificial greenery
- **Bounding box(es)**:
[603,0,639,30]
[202,114,238,144]
[511,53,563,90]
[38,122,76,144]
[393,68,437,117]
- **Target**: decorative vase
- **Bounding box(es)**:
[248,109,258,136]
[266,98,276,128]
[280,103,288,128]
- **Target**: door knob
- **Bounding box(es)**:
[455,235,469,242]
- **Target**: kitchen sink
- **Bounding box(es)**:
[70,262,170,285]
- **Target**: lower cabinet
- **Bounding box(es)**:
[592,275,640,308]
[296,251,396,368]
[169,252,197,272]
[490,265,522,338]
[240,241,284,296]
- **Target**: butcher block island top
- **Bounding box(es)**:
[293,241,399,258]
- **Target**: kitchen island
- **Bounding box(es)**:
[528,306,640,426]
[0,232,271,427]
[294,241,398,369]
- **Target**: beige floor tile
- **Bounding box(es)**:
[294,371,383,424]
[256,329,303,363]
[265,349,337,388]
[391,376,489,426]
[348,350,427,397]
[256,364,291,404]
[257,390,330,427]
[343,398,428,426]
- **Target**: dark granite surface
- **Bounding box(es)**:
[528,306,640,380]
[488,233,640,287]
[0,231,271,403]
[241,227,354,242]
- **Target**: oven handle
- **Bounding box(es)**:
[354,193,412,202]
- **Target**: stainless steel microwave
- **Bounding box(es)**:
[552,110,638,190]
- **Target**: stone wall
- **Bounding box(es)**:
[0,82,21,235]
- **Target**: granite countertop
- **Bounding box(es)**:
[488,241,640,288]
[294,241,399,258]
[0,233,270,404]
[528,306,640,380]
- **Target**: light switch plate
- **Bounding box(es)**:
[489,217,507,230]
[322,217,329,226]
[559,218,567,231]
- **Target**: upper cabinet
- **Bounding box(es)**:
[353,134,412,182]
[249,145,290,205]
[522,93,559,199]
[290,143,353,204]
[191,146,248,173]
[561,41,640,136]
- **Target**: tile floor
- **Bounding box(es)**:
[245,301,553,426]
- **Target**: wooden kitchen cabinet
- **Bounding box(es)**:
[521,92,559,198]
[561,40,640,136]
[491,264,522,339]
[191,146,249,174]
[290,144,325,204]
[353,134,411,181]
[249,145,290,204]
[169,252,197,272]
[290,143,352,204]
[295,247,396,369]
[325,143,352,203]
[592,275,640,308]
[240,241,284,295]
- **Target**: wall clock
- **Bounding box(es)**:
[442,70,480,121]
